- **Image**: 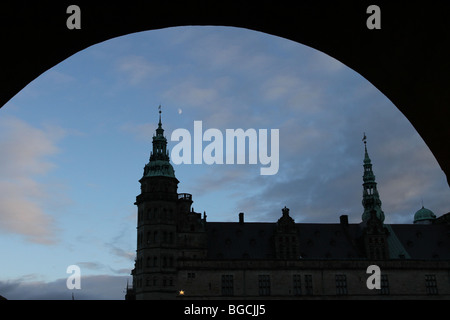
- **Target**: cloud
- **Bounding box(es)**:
[261,74,322,113]
[119,121,154,141]
[0,275,130,300]
[0,118,59,177]
[188,165,254,196]
[182,26,277,75]
[308,50,346,74]
[75,260,132,275]
[116,55,168,85]
[105,243,135,261]
[43,70,76,84]
[162,78,221,110]
[0,116,65,244]
[76,262,104,271]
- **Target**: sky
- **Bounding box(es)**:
[0,26,449,300]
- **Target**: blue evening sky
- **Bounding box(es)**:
[1,26,449,299]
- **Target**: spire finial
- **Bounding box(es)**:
[363,133,371,164]
[158,105,162,127]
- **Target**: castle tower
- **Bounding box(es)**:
[132,107,180,299]
[129,107,207,300]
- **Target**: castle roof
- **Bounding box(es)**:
[205,220,450,260]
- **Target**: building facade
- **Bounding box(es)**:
[126,113,450,300]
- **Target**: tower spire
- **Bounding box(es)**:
[151,105,168,161]
[141,105,176,179]
[361,134,384,223]
[156,105,164,136]
[363,132,370,164]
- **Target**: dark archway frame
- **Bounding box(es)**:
[1,1,449,186]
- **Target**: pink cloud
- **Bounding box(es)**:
[0,116,65,244]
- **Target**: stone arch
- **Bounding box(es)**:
[1,2,449,185]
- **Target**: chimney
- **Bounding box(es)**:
[239,212,244,224]
[340,215,349,226]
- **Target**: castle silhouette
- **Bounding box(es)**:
[126,110,450,300]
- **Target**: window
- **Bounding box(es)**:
[335,274,347,295]
[304,275,313,295]
[425,275,438,295]
[221,275,234,296]
[187,272,196,279]
[293,274,302,296]
[258,275,271,296]
[380,274,389,295]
